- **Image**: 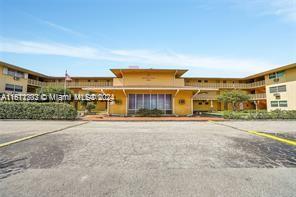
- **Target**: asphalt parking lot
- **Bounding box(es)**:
[0,120,295,197]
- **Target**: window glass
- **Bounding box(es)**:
[136,94,143,109]
[165,94,172,110]
[14,85,23,92]
[151,94,157,109]
[7,69,15,76]
[5,84,14,91]
[157,94,165,110]
[144,94,150,109]
[279,101,288,107]
[271,101,278,107]
[128,94,136,109]
[15,71,24,78]
[278,85,286,92]
[269,73,276,79]
[269,86,277,93]
[276,71,285,78]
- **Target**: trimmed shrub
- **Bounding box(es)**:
[85,102,96,114]
[136,108,163,117]
[0,102,77,120]
[223,109,296,120]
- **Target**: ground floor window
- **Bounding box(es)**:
[128,94,172,114]
[5,84,23,92]
[271,100,288,107]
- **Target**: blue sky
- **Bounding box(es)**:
[0,0,295,77]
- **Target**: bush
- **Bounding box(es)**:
[136,108,163,117]
[85,102,96,113]
[0,102,77,120]
[223,109,296,120]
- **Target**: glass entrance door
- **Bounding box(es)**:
[128,94,172,114]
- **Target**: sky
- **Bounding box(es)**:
[0,0,295,77]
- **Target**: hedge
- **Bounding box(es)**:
[136,108,163,117]
[0,102,77,120]
[223,109,296,120]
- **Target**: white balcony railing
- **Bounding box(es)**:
[27,79,113,87]
[194,93,266,101]
[185,80,265,89]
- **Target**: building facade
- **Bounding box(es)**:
[1,60,296,115]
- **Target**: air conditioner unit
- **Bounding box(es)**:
[273,93,280,97]
[273,78,279,82]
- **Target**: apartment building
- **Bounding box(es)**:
[1,60,295,115]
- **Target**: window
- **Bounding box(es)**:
[278,85,286,92]
[14,85,23,92]
[5,84,14,91]
[279,101,288,107]
[128,94,136,109]
[5,84,23,92]
[204,80,208,83]
[151,94,157,109]
[128,94,172,114]
[269,71,285,79]
[269,85,287,93]
[157,94,165,109]
[6,69,24,78]
[136,94,143,109]
[277,71,285,77]
[271,101,278,107]
[198,80,202,83]
[269,86,277,93]
[269,73,276,79]
[144,94,150,109]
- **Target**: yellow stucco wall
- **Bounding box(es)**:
[266,80,296,111]
[265,67,296,86]
[108,90,127,115]
[174,90,193,115]
[113,71,184,87]
[0,65,28,93]
[193,100,219,111]
[101,89,195,116]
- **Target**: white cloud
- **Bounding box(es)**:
[0,39,275,77]
[230,0,296,22]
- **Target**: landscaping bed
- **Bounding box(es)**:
[0,102,77,120]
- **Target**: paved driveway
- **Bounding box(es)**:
[0,121,295,197]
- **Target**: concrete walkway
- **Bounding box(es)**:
[81,115,225,121]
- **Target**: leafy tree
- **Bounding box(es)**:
[37,86,72,96]
[36,86,73,102]
[217,90,250,111]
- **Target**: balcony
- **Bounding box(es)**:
[46,81,113,88]
[185,80,265,89]
[194,93,266,101]
[28,79,46,86]
[27,79,113,88]
[249,93,266,100]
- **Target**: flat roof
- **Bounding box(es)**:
[0,60,49,78]
[244,63,296,79]
[1,60,295,80]
[110,68,188,78]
